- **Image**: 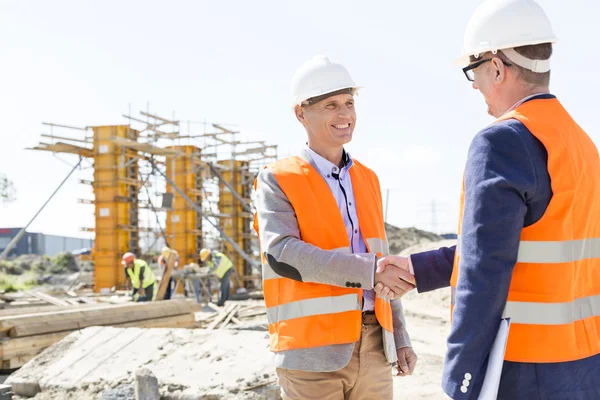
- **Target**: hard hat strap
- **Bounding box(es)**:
[502,48,551,73]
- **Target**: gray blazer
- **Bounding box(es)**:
[254,149,412,372]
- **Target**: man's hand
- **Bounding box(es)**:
[395,346,418,376]
[139,287,145,298]
[374,256,416,300]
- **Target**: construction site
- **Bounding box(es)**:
[5,0,593,398]
[0,109,457,399]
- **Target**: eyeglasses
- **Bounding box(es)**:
[462,57,512,82]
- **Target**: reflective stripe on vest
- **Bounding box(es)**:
[255,155,396,361]
[456,236,600,263]
[451,287,600,325]
[450,97,600,363]
[267,293,360,324]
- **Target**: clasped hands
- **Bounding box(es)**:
[374,256,416,300]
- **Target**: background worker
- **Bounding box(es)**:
[199,248,233,307]
[122,252,158,302]
[253,55,417,399]
[157,246,178,300]
[375,1,600,398]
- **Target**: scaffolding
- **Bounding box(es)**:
[164,145,203,267]
[28,109,277,293]
[92,125,141,289]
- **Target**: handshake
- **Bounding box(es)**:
[373,256,417,300]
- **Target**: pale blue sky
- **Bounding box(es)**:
[1,0,599,239]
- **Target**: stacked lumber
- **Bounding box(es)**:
[0,289,101,310]
[197,302,267,330]
[0,299,198,369]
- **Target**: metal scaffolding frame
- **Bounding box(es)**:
[28,108,277,292]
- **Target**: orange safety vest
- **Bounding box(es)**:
[253,155,397,360]
[451,97,600,363]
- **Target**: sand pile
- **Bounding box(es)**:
[385,223,444,255]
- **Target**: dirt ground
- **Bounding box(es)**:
[7,239,456,400]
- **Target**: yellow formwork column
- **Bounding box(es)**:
[165,146,203,267]
[217,159,252,288]
[93,126,140,292]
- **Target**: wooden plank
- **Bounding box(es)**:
[231,317,242,325]
[9,307,190,337]
[25,291,70,307]
[3,300,194,337]
[0,331,71,359]
[2,354,34,369]
[114,314,195,329]
[155,250,177,301]
[206,304,235,331]
[0,299,191,324]
[0,304,70,318]
[219,305,241,329]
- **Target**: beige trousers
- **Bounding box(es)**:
[276,324,393,400]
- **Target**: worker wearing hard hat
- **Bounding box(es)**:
[253,56,416,399]
[199,248,234,307]
[157,247,178,300]
[122,252,158,302]
[376,0,600,398]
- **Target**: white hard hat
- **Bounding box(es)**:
[291,56,360,107]
[455,0,557,69]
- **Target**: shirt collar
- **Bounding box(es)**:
[305,145,353,180]
[504,92,552,115]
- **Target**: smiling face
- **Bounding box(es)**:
[295,93,356,150]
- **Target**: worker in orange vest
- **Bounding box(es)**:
[376,1,600,399]
[253,56,417,399]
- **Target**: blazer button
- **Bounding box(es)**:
[460,386,468,393]
[356,283,362,288]
[346,282,351,287]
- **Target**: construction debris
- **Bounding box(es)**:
[196,301,266,330]
[7,326,279,399]
[0,299,199,369]
[0,384,12,400]
[134,368,159,400]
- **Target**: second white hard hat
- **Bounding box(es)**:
[455,0,557,68]
[290,56,360,107]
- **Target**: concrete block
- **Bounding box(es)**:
[135,368,159,400]
[0,384,13,400]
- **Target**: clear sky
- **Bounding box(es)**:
[1,0,599,240]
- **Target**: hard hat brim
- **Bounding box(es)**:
[292,85,362,108]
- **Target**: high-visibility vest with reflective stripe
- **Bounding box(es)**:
[210,252,233,279]
[253,156,396,358]
[451,97,600,363]
[126,259,157,289]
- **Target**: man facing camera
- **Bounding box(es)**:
[253,55,417,399]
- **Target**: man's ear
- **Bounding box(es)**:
[295,105,306,125]
[492,57,506,83]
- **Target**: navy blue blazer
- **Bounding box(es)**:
[411,94,600,399]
